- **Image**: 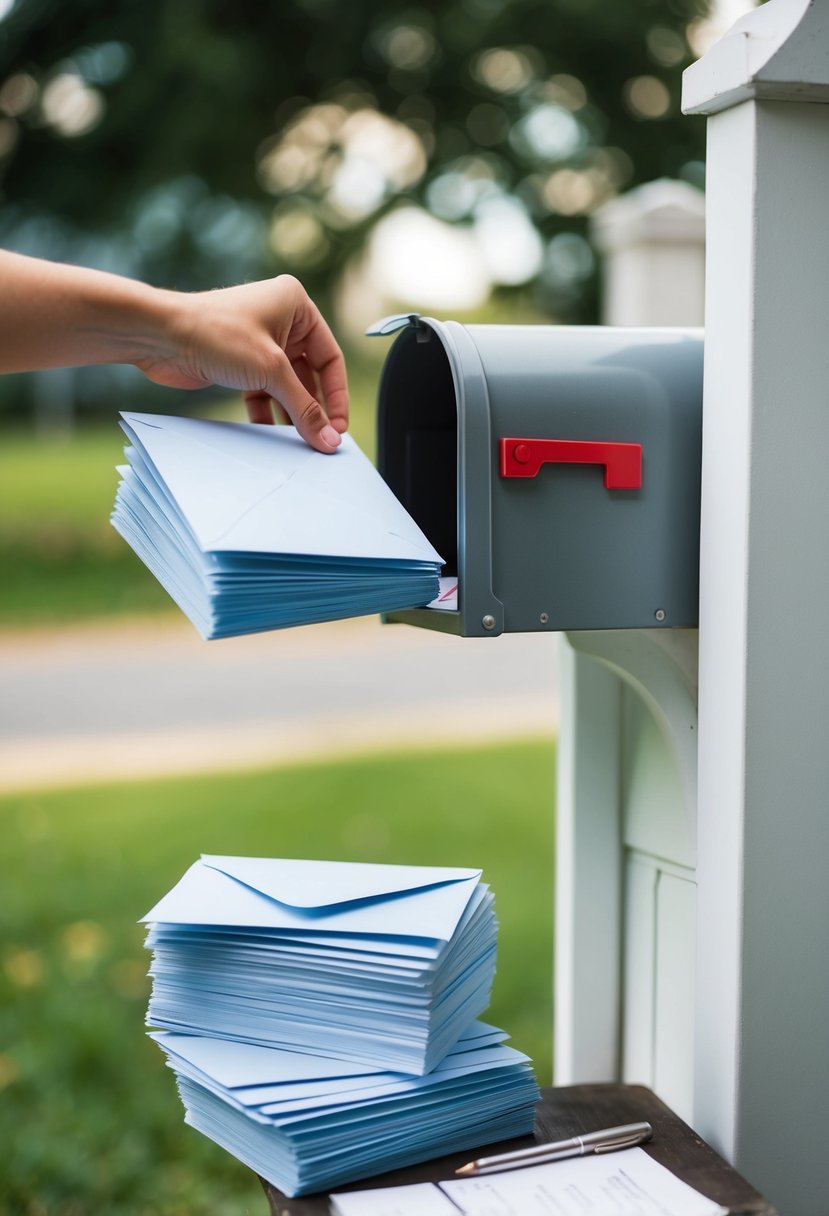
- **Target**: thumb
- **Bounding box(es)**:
[265,349,342,454]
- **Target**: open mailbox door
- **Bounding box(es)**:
[373,315,703,637]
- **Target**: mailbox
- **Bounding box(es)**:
[373,315,703,637]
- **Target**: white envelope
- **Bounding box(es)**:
[119,413,443,565]
[141,856,483,948]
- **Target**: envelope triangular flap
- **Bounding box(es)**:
[142,857,484,944]
[216,477,441,564]
[120,413,290,553]
[120,412,442,565]
[151,1031,384,1088]
[201,856,480,911]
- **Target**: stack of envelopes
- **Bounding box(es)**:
[111,413,443,640]
[142,856,539,1196]
[142,856,498,1075]
[151,1022,538,1197]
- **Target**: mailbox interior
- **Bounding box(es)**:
[377,325,459,580]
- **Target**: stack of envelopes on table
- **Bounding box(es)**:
[142,856,539,1196]
[111,413,443,640]
[143,856,499,1075]
[151,1022,539,1198]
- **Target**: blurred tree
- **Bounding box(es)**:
[0,0,710,412]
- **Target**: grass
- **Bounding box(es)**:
[0,427,169,624]
[0,739,555,1216]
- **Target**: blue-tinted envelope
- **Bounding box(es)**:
[112,413,443,638]
[150,1022,538,1197]
[142,856,498,1074]
[142,856,481,944]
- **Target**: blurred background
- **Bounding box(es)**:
[0,1,751,1213]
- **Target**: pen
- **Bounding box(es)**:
[454,1120,653,1176]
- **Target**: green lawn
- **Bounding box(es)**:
[0,740,555,1216]
[0,426,171,624]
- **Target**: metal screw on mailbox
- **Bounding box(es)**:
[482,615,496,630]
[655,609,666,622]
[540,612,550,624]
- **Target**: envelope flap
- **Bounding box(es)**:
[200,855,481,912]
[151,1031,383,1087]
[120,412,293,552]
[120,413,442,565]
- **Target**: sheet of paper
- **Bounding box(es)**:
[329,1149,728,1216]
[439,1148,728,1216]
[429,578,458,611]
[330,1182,459,1216]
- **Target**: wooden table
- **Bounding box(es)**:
[259,1083,778,1215]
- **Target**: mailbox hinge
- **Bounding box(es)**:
[364,313,427,338]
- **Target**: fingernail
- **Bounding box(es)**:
[321,424,341,448]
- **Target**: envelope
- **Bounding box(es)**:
[149,1022,539,1197]
[152,1026,529,1116]
[148,1021,507,1097]
[121,412,445,562]
[142,856,482,944]
[142,856,498,1074]
[111,413,444,637]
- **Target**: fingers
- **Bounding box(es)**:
[259,275,349,435]
[245,364,339,452]
[237,276,349,451]
[291,353,320,403]
[296,305,349,435]
[245,357,320,428]
[244,390,291,425]
[244,391,276,425]
[262,349,342,453]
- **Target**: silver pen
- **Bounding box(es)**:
[455,1121,653,1176]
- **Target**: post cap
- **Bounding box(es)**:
[682,0,829,117]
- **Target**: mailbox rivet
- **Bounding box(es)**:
[655,609,666,622]
[513,443,530,464]
[482,614,496,630]
[540,612,550,624]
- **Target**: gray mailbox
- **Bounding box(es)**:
[373,315,703,638]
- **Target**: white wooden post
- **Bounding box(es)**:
[555,628,699,1111]
[554,642,623,1084]
[683,3,829,1211]
[591,179,706,327]
[555,182,705,1112]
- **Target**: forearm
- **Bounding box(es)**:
[0,252,348,451]
[0,250,181,373]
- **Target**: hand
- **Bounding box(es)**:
[0,253,348,454]
[137,275,349,454]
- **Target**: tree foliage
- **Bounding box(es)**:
[0,0,709,408]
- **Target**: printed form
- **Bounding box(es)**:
[330,1148,728,1216]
